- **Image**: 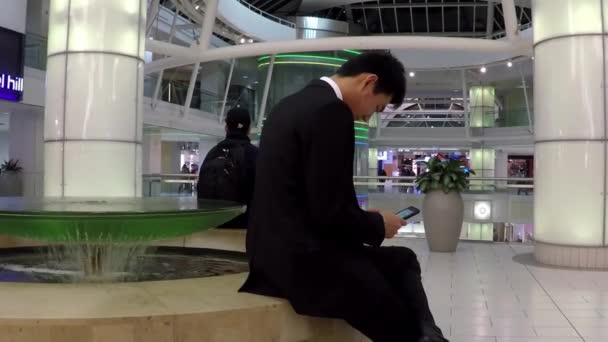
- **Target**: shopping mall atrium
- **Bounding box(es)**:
[0,0,608,341]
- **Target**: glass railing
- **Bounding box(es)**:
[380,110,533,129]
[236,0,296,28]
[143,173,535,244]
[353,176,533,193]
[143,174,534,196]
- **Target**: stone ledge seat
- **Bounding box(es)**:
[0,230,368,342]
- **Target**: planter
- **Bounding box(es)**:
[0,172,23,197]
[422,190,464,253]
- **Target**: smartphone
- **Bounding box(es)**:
[396,206,420,220]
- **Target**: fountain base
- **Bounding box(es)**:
[0,246,248,283]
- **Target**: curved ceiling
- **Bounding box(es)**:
[300,0,531,12]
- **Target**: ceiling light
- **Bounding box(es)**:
[248,38,254,43]
[239,38,246,44]
[480,66,487,73]
[531,56,535,60]
[195,5,200,10]
[409,71,415,78]
[507,61,513,68]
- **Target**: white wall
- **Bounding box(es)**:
[217,0,296,42]
[142,133,162,174]
[0,0,27,33]
[21,67,46,106]
[9,109,44,198]
[0,132,8,163]
[198,137,220,162]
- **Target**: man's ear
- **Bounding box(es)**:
[363,74,379,91]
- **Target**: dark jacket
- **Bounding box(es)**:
[240,80,385,316]
[199,131,258,228]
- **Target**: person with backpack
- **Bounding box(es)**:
[197,108,258,229]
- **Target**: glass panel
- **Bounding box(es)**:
[24,33,48,70]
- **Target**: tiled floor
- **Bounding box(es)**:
[384,238,608,342]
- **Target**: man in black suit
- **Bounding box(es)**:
[240,52,447,342]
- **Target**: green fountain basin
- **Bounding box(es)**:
[0,197,244,243]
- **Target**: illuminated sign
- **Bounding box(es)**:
[474,201,492,221]
[0,27,25,102]
[0,74,23,92]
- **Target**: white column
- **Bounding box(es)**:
[494,149,508,190]
[142,133,162,175]
[44,0,146,197]
[469,86,495,128]
[533,0,608,267]
[469,148,495,191]
[501,0,519,40]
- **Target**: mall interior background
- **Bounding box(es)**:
[0,0,535,243]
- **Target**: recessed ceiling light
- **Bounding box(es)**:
[480,66,487,73]
[409,71,415,78]
[507,61,513,68]
[195,5,200,10]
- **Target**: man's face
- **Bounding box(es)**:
[349,74,392,122]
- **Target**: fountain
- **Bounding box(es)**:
[0,197,248,282]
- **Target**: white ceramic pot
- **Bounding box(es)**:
[422,190,464,252]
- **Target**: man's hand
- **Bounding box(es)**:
[369,210,406,239]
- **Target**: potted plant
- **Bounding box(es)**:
[416,157,475,252]
[0,159,24,197]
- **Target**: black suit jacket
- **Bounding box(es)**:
[240,80,385,316]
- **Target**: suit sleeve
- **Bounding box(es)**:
[303,102,385,247]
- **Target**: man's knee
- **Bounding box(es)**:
[385,246,421,274]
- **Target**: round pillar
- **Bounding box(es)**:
[469,148,495,191]
[44,0,145,197]
[533,0,608,267]
[469,86,495,128]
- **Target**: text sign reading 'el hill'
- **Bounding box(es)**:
[0,27,25,102]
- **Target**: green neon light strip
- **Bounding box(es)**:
[258,61,342,68]
[354,127,369,132]
[355,120,370,125]
[343,49,363,55]
[355,135,369,140]
[258,54,348,63]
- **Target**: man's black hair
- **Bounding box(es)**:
[336,51,406,105]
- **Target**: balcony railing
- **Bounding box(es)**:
[143,174,534,197]
[236,0,296,28]
[142,173,535,243]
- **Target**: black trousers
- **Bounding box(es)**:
[251,245,438,342]
[342,246,436,342]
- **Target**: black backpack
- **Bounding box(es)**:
[197,140,247,203]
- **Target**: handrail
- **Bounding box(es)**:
[235,0,296,28]
[354,176,533,182]
[143,174,534,182]
[142,174,534,192]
